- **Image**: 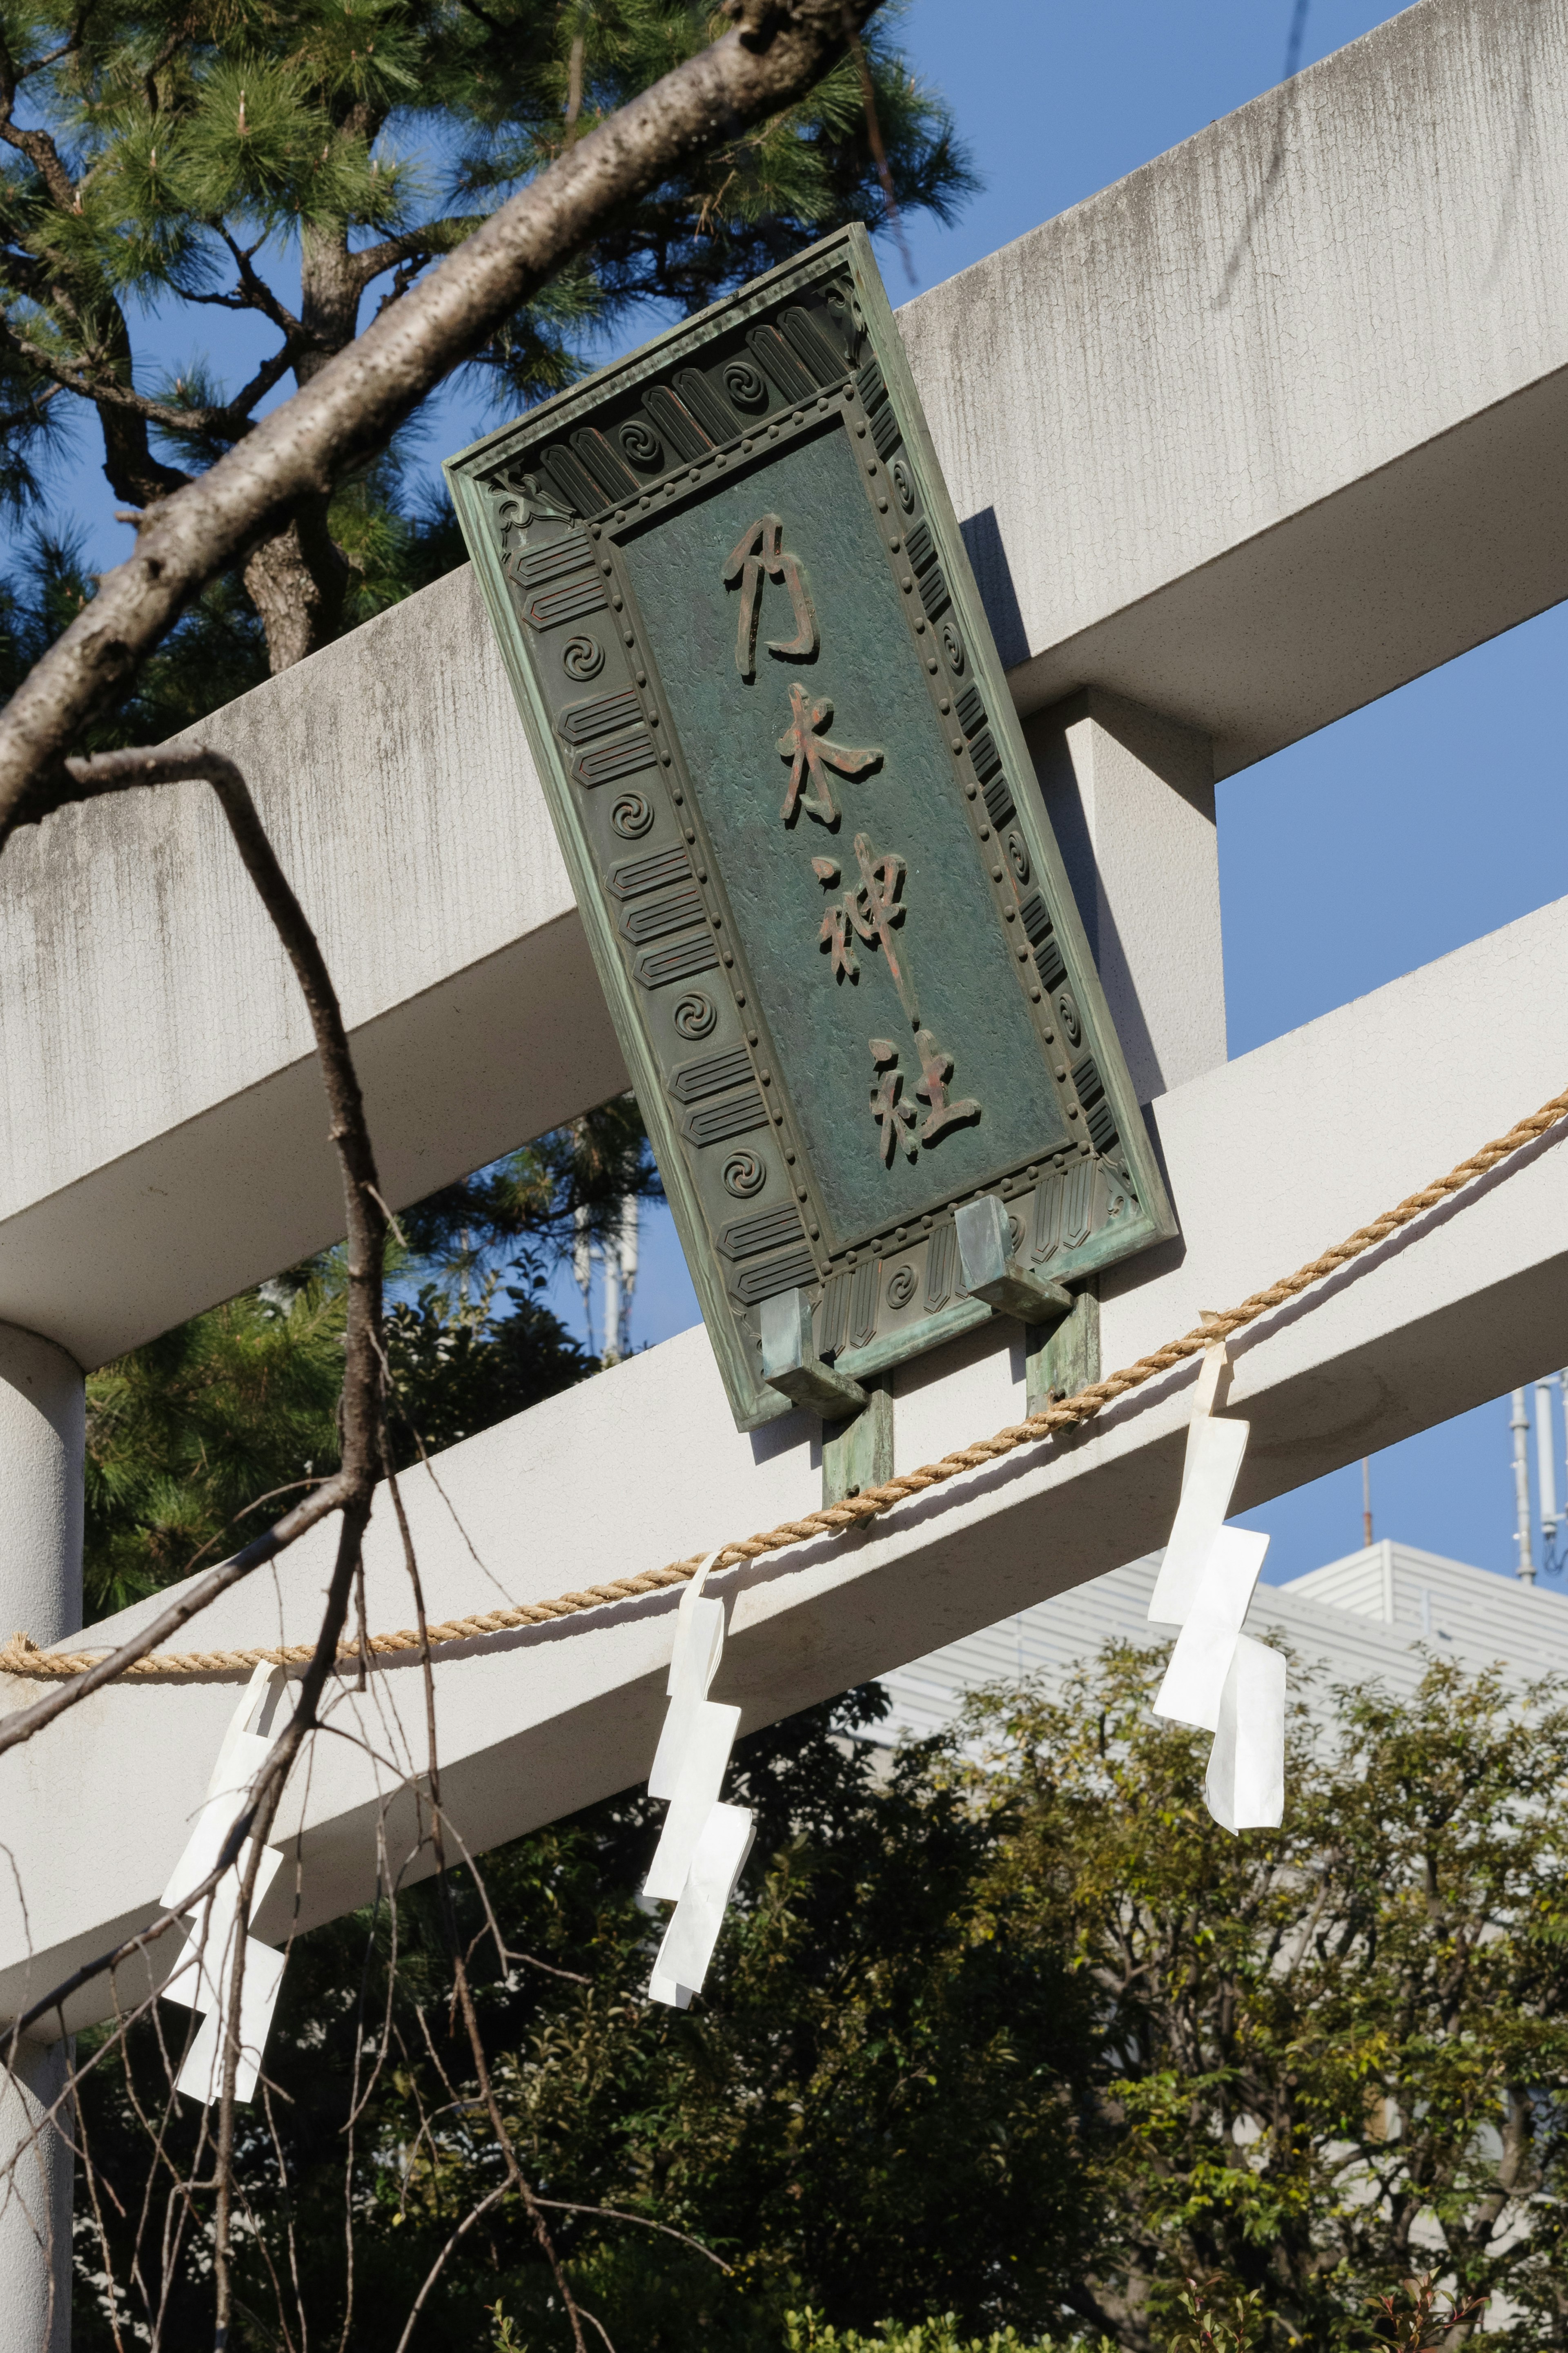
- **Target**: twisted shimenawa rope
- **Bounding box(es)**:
[7,1078,1566,1683]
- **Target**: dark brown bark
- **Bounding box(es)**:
[0,0,885,835]
[241,499,351,673]
[0,742,390,2324]
[0,746,386,1770]
[238,223,365,670]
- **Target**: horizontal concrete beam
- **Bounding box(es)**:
[7,888,1568,2030]
[0,579,628,1368]
[906,0,1568,775]
[0,0,1559,1371]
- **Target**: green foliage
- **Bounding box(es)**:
[85,1264,345,1613]
[784,2313,1069,2353]
[0,0,975,688]
[72,1648,1568,2350]
[399,1092,662,1296]
[80,1094,653,1613]
[956,1649,1568,2349]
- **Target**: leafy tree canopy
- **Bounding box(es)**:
[0,0,975,680]
[75,1648,1568,2351]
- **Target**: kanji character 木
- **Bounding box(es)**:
[776,684,882,827]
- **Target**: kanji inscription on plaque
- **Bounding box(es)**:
[446,225,1174,1430]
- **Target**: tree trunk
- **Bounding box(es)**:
[242,498,351,674]
[242,221,366,673]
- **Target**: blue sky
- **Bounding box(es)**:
[36,0,1568,1587]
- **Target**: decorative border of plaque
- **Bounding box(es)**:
[445,225,1176,1430]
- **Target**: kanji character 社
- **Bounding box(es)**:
[915,1028,981,1145]
[724,513,817,679]
[869,1039,919,1165]
[777,685,882,827]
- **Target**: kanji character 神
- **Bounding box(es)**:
[816,836,919,1025]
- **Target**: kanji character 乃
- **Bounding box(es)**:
[723,514,817,679]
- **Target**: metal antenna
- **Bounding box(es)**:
[1537,1377,1562,1573]
[1511,1389,1537,1583]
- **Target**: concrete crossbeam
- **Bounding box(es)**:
[0,583,628,1368]
[906,0,1568,776]
[7,888,1568,2032]
[0,0,1560,1367]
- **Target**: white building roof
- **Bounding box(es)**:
[878,1539,1568,1746]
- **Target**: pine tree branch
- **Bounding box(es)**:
[0,313,209,434]
[0,116,78,214]
[0,306,294,446]
[0,0,887,831]
[345,216,485,296]
[217,226,308,341]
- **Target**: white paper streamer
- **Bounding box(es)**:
[648,1595,724,1802]
[651,1803,756,2001]
[159,1663,290,2106]
[173,1940,288,2107]
[1152,1527,1270,1731]
[1147,1414,1250,1626]
[1147,1349,1287,1833]
[643,1552,754,2006]
[1205,1636,1287,1833]
[162,1858,287,2104]
[643,1699,742,1901]
[1183,1346,1232,1474]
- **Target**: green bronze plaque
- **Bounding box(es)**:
[445,225,1175,1430]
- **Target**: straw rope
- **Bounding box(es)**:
[7,1077,1566,1684]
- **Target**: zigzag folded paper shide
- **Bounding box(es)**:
[159,1661,291,2105]
[1147,1345,1286,1833]
[643,1551,755,2007]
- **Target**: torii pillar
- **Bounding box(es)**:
[0,1325,83,2353]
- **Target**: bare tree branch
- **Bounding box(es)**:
[0,747,386,1762]
[0,0,886,836]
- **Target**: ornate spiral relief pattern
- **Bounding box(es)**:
[562,633,604,681]
[673,991,717,1039]
[610,792,654,838]
[886,1264,918,1310]
[890,457,917,514]
[722,358,769,411]
[1056,990,1082,1048]
[1008,1213,1025,1252]
[1006,830,1031,885]
[941,620,966,675]
[822,282,862,360]
[618,419,663,470]
[722,1150,767,1198]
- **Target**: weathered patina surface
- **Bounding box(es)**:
[446,226,1174,1428]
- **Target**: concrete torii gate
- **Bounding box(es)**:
[4,0,1568,2338]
